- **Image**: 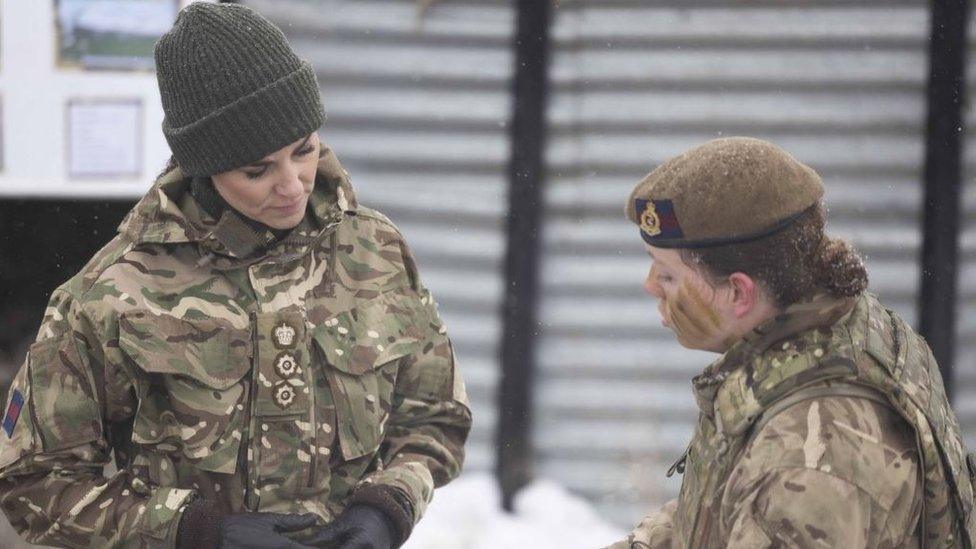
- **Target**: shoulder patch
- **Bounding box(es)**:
[3,389,24,437]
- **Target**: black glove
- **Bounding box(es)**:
[218,512,318,549]
[302,505,395,549]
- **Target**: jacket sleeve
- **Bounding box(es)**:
[0,288,196,548]
[348,237,472,540]
[605,499,676,549]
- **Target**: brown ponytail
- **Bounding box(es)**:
[810,235,868,298]
[681,202,869,308]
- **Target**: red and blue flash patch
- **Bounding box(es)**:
[635,198,684,245]
[3,389,24,437]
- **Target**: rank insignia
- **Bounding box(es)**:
[273,382,296,409]
[274,352,299,378]
[635,198,684,244]
[273,321,297,348]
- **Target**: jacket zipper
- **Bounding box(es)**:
[242,310,259,509]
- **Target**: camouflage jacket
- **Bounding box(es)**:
[609,293,975,548]
[0,148,472,548]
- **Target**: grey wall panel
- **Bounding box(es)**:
[957,14,976,450]
[538,1,933,528]
[553,6,924,43]
[250,0,515,477]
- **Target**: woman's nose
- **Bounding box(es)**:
[276,163,305,198]
[644,267,662,298]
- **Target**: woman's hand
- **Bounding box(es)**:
[302,506,395,549]
[218,512,318,549]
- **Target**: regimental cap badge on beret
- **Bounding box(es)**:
[639,200,661,236]
[635,198,684,245]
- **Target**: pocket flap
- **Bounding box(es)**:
[312,291,424,375]
[28,336,101,452]
[119,310,251,390]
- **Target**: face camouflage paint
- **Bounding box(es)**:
[664,278,733,351]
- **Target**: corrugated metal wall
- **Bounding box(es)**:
[258,0,976,530]
[534,0,976,527]
[251,0,515,475]
[960,17,976,449]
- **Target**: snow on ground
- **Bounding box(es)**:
[405,473,625,549]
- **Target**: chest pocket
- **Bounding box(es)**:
[119,310,251,474]
[311,290,423,461]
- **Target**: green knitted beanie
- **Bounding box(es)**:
[154,3,325,177]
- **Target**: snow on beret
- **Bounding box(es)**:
[625,137,824,249]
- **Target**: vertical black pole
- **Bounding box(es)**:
[919,0,969,402]
[496,0,552,512]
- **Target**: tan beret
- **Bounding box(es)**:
[625,137,824,248]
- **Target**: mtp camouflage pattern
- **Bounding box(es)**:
[608,293,976,548]
[0,148,471,548]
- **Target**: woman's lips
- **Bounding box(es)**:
[269,199,304,215]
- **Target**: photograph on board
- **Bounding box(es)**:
[55,0,178,71]
[66,98,142,178]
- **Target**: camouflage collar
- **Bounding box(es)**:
[118,146,358,262]
[692,293,858,417]
[734,293,855,356]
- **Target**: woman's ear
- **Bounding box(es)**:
[727,272,759,319]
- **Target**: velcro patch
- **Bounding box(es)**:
[3,389,24,437]
[635,198,684,244]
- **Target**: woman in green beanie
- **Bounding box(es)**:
[0,4,470,549]
[606,137,974,548]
